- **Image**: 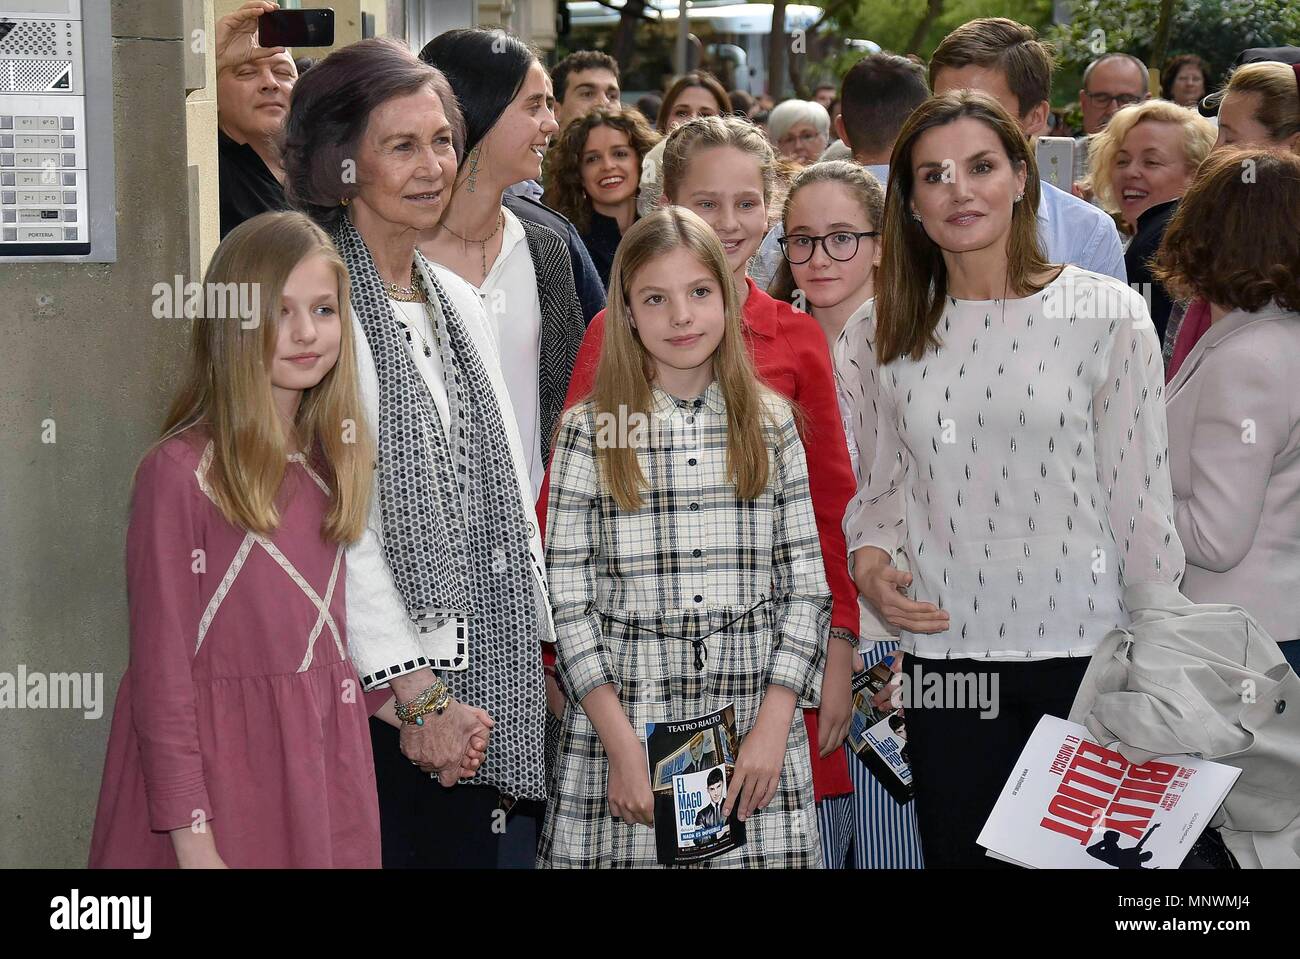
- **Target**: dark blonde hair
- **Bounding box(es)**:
[661,113,777,207]
[543,108,661,233]
[158,212,373,543]
[876,91,1049,364]
[658,72,731,133]
[769,160,885,303]
[592,207,774,511]
[1152,147,1300,312]
[1213,61,1300,147]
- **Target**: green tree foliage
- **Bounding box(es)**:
[828,0,1054,60]
[1049,0,1300,98]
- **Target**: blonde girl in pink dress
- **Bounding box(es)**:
[89,212,387,868]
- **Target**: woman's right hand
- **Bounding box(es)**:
[607,741,655,827]
[852,547,949,634]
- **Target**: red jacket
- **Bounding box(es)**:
[540,279,855,800]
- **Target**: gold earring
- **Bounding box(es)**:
[341,196,350,207]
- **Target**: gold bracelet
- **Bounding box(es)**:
[394,677,453,726]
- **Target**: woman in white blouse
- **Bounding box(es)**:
[418,29,589,501]
[1154,147,1300,674]
[843,91,1185,867]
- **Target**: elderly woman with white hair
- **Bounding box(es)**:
[769,99,831,165]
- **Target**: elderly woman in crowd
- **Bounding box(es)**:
[1154,147,1300,674]
[1087,99,1216,343]
[1165,58,1300,375]
[767,99,831,166]
[281,37,552,869]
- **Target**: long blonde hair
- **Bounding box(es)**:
[157,211,373,543]
[592,207,774,511]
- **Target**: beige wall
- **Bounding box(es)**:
[0,0,218,868]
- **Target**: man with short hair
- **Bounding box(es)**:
[929,18,1127,282]
[216,0,297,237]
[813,82,837,110]
[750,54,929,288]
[1078,52,1150,136]
[550,50,621,130]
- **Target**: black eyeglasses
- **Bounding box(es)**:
[1083,91,1145,109]
[777,230,880,264]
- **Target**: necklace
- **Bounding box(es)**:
[387,263,426,303]
[440,209,504,281]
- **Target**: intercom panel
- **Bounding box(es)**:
[0,0,103,259]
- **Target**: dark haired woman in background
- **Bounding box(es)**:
[418,29,588,501]
[844,91,1184,867]
[282,37,552,868]
[543,108,661,288]
[657,71,732,134]
[1161,54,1211,109]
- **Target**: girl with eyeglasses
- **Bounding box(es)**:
[770,161,927,869]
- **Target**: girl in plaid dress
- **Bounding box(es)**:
[538,207,832,868]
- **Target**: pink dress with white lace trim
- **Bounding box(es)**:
[89,430,380,868]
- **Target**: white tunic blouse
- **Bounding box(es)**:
[842,266,1185,659]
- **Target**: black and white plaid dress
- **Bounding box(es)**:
[537,384,831,868]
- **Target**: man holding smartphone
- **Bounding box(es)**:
[216,1,297,236]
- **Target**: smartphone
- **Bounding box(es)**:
[1036,136,1077,190]
[259,8,335,48]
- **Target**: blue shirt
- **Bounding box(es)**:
[1035,179,1127,283]
[751,167,1128,291]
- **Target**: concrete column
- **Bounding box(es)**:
[0,0,216,868]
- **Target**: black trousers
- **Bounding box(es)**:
[903,655,1090,869]
[369,717,543,869]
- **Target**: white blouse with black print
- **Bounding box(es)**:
[842,266,1185,659]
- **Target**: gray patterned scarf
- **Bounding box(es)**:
[333,216,546,800]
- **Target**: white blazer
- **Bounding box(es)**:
[346,258,555,691]
[1165,302,1300,644]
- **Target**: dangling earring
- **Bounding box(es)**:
[466,146,481,194]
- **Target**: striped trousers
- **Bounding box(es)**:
[817,639,926,869]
